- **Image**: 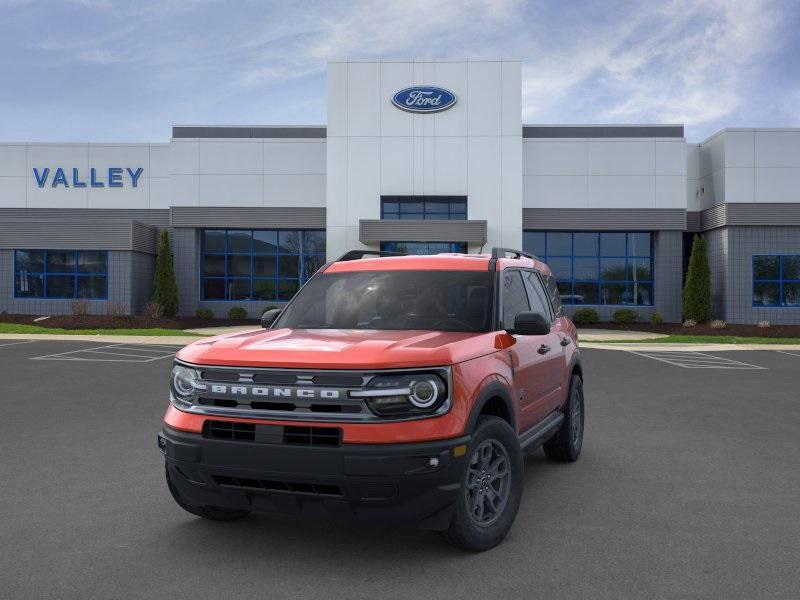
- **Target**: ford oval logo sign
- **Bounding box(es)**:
[392,86,457,113]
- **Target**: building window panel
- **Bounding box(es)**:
[253,230,278,254]
[753,254,800,307]
[47,251,76,273]
[381,196,467,220]
[253,255,277,277]
[547,232,572,256]
[753,256,779,280]
[523,231,654,306]
[203,230,226,253]
[574,233,599,256]
[547,257,572,280]
[78,275,107,299]
[13,250,108,300]
[380,241,467,255]
[782,256,800,280]
[201,229,324,302]
[203,278,226,300]
[253,279,277,300]
[573,282,599,305]
[227,230,252,253]
[783,282,800,307]
[523,231,546,257]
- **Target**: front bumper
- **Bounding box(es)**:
[159,425,470,530]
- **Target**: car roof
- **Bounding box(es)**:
[324,253,553,276]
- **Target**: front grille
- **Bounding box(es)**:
[213,475,343,497]
[177,364,451,423]
[283,426,342,447]
[204,420,255,441]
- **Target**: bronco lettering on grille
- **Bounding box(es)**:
[208,384,341,400]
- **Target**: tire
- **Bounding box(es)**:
[165,466,250,522]
[440,416,523,551]
[543,374,584,462]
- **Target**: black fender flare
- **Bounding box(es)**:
[568,353,583,381]
[464,381,517,434]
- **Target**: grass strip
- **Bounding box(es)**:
[588,335,800,345]
[0,323,204,336]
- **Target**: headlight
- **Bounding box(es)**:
[171,364,201,400]
[351,372,448,417]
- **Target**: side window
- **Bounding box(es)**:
[543,274,563,317]
[522,271,553,322]
[502,270,531,330]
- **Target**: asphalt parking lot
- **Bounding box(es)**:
[2,340,799,599]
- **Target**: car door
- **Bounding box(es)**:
[500,269,552,432]
[522,270,566,414]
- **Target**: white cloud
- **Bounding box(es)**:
[521,0,785,131]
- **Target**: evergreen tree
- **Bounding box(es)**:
[683,234,711,322]
[152,229,179,317]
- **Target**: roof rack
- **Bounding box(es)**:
[491,247,538,261]
[336,250,408,262]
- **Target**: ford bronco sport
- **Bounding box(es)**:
[159,248,584,551]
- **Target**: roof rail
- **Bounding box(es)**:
[336,250,407,262]
[491,247,538,261]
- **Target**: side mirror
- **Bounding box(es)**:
[510,311,550,336]
[260,308,282,329]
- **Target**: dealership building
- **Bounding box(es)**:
[1,59,799,324]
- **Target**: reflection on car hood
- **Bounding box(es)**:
[176,328,500,369]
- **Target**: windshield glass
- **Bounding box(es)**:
[275,270,493,332]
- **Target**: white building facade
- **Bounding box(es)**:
[1,59,799,323]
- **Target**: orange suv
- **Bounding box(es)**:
[159,248,584,551]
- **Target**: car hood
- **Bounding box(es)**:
[176,328,500,369]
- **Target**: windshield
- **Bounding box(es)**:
[275,270,493,332]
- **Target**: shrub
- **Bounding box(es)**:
[144,301,164,320]
[228,306,248,320]
[106,302,127,317]
[195,308,214,319]
[261,304,282,315]
[152,229,179,317]
[757,320,771,328]
[683,234,711,322]
[572,308,599,325]
[70,299,90,316]
[612,309,638,324]
[682,319,697,328]
[649,312,664,325]
[710,319,726,329]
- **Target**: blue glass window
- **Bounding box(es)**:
[14,250,108,299]
[523,231,653,306]
[381,196,467,220]
[201,229,326,301]
[753,255,800,307]
[380,241,467,255]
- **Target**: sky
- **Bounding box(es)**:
[1,0,798,143]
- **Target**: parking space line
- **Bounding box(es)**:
[31,343,175,363]
[776,351,800,358]
[80,349,174,360]
[627,350,766,370]
[35,356,161,363]
[108,346,177,354]
[31,343,119,359]
[0,340,36,348]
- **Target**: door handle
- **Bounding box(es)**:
[560,336,572,347]
[537,344,551,355]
